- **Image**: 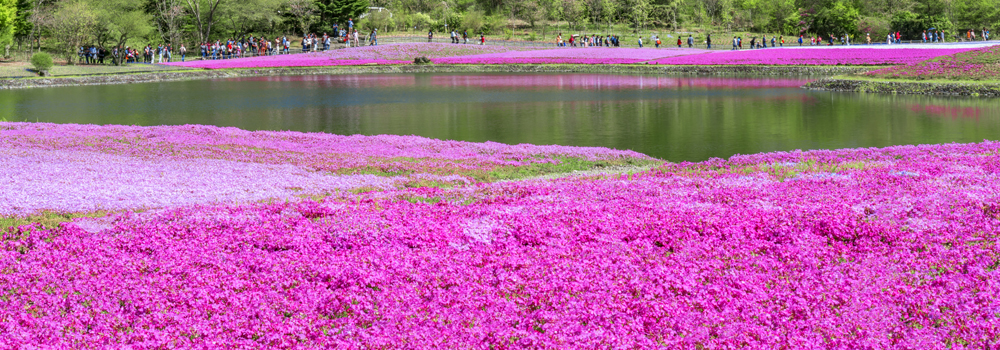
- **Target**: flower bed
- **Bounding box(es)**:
[4,140,1000,347]
[647,47,980,66]
[163,43,544,69]
[0,122,652,216]
[865,45,1000,80]
[432,48,708,65]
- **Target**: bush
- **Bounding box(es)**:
[31,53,53,74]
[413,56,431,64]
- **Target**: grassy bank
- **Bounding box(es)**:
[806,76,1000,97]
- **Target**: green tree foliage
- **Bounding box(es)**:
[93,0,153,65]
[49,0,96,63]
[812,0,859,36]
[315,0,370,31]
[954,0,998,29]
[0,0,16,50]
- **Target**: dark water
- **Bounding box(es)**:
[2,73,997,161]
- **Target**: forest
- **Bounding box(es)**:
[0,0,996,60]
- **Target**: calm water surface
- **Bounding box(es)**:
[2,73,998,161]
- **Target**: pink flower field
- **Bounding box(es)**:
[0,122,651,216]
[3,122,1000,347]
[159,43,991,69]
[163,43,546,69]
[432,47,708,65]
[647,47,981,66]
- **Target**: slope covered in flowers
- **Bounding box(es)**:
[431,47,707,64]
[3,137,1000,347]
[648,47,980,66]
[0,122,652,216]
[865,45,1000,80]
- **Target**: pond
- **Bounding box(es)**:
[2,73,997,161]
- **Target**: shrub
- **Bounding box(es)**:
[413,56,431,64]
[31,52,53,73]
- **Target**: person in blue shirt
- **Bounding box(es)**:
[348,19,353,31]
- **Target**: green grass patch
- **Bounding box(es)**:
[330,156,660,183]
[832,74,1000,85]
[1,211,110,231]
[677,159,878,181]
[485,157,661,181]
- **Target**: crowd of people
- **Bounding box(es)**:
[554,33,625,47]
[71,24,994,66]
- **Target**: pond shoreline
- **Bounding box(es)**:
[0,64,869,90]
[805,78,1000,97]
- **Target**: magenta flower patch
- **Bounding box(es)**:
[163,43,544,69]
[647,47,980,65]
[433,47,708,64]
[4,139,1000,347]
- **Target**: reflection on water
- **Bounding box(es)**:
[908,103,982,120]
[2,73,998,161]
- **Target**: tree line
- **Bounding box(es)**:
[0,0,996,63]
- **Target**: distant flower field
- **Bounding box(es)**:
[431,47,708,64]
[647,47,981,66]
[163,43,544,69]
[160,43,992,69]
[4,123,1000,347]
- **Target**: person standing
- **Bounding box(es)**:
[428,29,434,42]
[706,33,712,49]
[676,37,681,48]
[687,34,693,48]
[180,44,186,62]
[637,36,642,48]
[480,33,485,45]
[732,36,738,50]
[556,33,563,47]
[463,30,468,44]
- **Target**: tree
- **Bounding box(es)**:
[0,0,15,55]
[286,0,317,35]
[315,0,371,31]
[151,0,186,45]
[953,0,996,29]
[558,0,583,30]
[216,0,283,38]
[93,0,153,65]
[812,0,859,36]
[13,0,30,51]
[48,0,96,63]
[185,0,223,43]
